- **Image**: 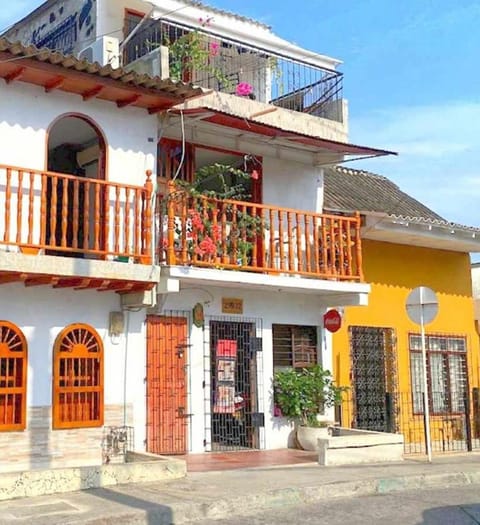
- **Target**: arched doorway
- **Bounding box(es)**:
[46,114,106,255]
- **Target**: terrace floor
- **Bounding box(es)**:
[183,448,317,472]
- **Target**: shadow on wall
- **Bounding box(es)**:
[362,239,473,297]
[28,323,53,473]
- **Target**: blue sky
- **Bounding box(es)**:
[2,1,479,227]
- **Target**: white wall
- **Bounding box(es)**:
[0,283,148,451]
[6,0,97,54]
[158,284,331,452]
[0,82,156,187]
[263,157,323,213]
[161,125,324,213]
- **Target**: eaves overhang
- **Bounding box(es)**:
[362,212,480,253]
[0,38,204,112]
[168,107,395,159]
[162,265,370,306]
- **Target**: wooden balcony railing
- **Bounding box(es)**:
[0,164,153,262]
[158,188,363,281]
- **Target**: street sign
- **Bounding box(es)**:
[406,286,439,325]
[405,286,439,464]
[324,309,342,333]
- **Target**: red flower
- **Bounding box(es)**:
[197,236,217,257]
[189,209,205,233]
[211,224,222,242]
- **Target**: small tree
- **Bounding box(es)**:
[273,365,347,427]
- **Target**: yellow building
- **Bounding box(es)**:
[324,167,480,454]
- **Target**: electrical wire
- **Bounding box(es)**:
[171,109,186,182]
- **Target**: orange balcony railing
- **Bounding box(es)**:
[158,188,363,281]
[0,164,153,262]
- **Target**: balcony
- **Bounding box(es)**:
[124,19,344,123]
[158,188,363,282]
[0,164,155,292]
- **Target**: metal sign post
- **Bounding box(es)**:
[406,286,439,463]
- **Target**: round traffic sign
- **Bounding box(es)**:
[324,309,342,333]
[406,286,439,325]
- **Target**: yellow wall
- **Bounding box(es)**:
[333,239,479,396]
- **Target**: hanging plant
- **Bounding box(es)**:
[167,163,266,265]
[165,18,232,89]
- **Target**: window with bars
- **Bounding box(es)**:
[272,324,317,370]
[53,324,104,429]
[0,321,27,431]
[409,333,467,415]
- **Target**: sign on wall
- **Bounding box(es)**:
[323,309,342,333]
[222,298,244,315]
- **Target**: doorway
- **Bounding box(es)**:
[46,115,106,254]
[349,326,398,433]
[207,319,263,451]
[146,315,189,455]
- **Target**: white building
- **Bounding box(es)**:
[0,0,392,471]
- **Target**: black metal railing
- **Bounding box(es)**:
[336,389,480,455]
[123,18,344,122]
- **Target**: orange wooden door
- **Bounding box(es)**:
[146,315,188,455]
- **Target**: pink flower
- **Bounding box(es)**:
[189,209,204,233]
[211,224,221,242]
[251,169,259,180]
[209,41,220,57]
[235,82,253,97]
[195,236,217,257]
[199,16,213,27]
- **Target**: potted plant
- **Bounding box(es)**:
[273,365,347,451]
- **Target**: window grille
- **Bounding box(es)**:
[53,323,104,429]
[0,321,27,431]
[409,333,467,415]
[272,324,317,370]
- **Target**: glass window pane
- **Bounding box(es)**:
[410,352,424,412]
[409,335,422,351]
[430,354,447,412]
[449,354,467,412]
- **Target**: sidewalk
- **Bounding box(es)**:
[1,453,480,525]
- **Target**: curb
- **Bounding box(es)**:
[77,470,480,525]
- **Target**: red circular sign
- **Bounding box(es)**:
[324,309,342,333]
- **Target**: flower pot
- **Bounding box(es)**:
[296,425,331,451]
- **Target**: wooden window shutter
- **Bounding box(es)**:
[273,324,317,368]
[292,326,317,368]
[0,321,27,431]
[53,323,104,429]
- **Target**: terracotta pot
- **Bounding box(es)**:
[296,425,331,451]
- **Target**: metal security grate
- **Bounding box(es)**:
[349,326,398,433]
[205,317,264,452]
[0,322,27,431]
[102,426,134,464]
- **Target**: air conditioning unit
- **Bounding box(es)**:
[78,36,120,68]
[124,45,170,79]
[120,288,157,309]
[77,144,100,167]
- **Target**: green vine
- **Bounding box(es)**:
[170,164,266,265]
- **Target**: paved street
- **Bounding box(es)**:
[199,485,480,525]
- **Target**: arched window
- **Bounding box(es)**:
[53,324,104,429]
[0,321,27,431]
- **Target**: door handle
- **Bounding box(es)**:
[177,407,193,418]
